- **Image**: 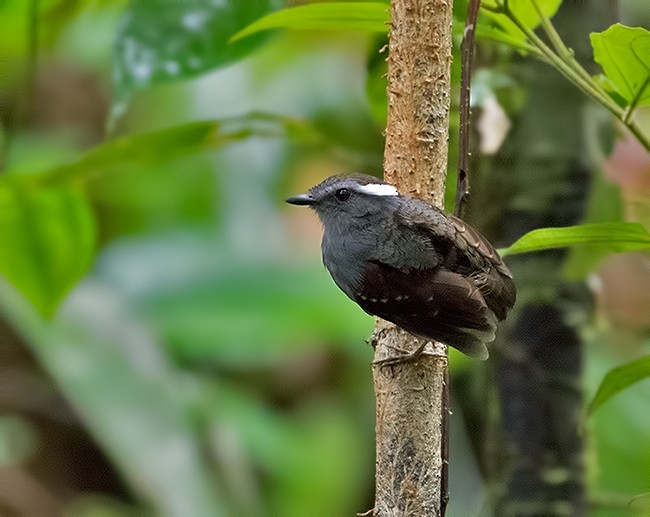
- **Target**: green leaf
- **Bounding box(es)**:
[563,174,624,279]
[499,222,650,256]
[21,115,312,187]
[591,24,650,107]
[113,0,280,104]
[0,184,95,316]
[33,121,222,186]
[588,356,650,416]
[231,2,390,43]
[481,0,562,40]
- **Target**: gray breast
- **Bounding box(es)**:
[321,224,378,299]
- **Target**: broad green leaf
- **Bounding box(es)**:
[231,2,390,42]
[481,0,562,40]
[563,173,624,279]
[0,184,95,316]
[22,115,311,187]
[591,24,650,107]
[588,356,650,415]
[113,0,280,104]
[34,121,222,186]
[499,222,650,256]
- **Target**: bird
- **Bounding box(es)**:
[286,173,516,361]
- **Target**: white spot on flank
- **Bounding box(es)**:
[357,183,399,197]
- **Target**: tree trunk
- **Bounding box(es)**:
[372,1,454,515]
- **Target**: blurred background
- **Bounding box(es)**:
[0,0,648,515]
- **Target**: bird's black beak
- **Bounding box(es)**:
[286,193,315,206]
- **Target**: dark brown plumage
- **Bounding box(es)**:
[355,205,515,360]
[287,174,516,359]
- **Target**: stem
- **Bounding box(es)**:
[503,6,622,116]
[530,0,564,55]
[529,0,610,98]
[497,1,650,151]
[627,119,650,150]
[623,75,650,124]
[1,0,39,173]
[455,0,481,218]
[26,0,39,117]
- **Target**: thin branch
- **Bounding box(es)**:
[530,0,566,57]
[441,365,450,515]
[505,7,619,114]
[529,0,607,93]
[26,0,39,118]
[1,0,39,173]
[623,76,650,124]
[455,0,481,218]
[494,0,650,151]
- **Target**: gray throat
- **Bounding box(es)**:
[320,212,390,298]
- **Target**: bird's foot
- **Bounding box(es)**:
[372,342,429,368]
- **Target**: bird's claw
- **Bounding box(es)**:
[372,343,429,368]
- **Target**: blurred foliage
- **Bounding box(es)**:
[0,0,648,515]
[112,0,282,116]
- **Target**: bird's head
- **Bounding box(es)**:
[286,174,400,225]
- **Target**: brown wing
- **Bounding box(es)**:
[354,260,497,360]
[396,200,516,320]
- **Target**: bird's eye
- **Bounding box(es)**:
[335,188,351,201]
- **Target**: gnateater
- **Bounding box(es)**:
[287,174,516,360]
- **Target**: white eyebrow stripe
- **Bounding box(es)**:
[357,183,399,196]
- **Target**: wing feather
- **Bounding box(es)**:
[395,199,516,318]
[354,261,497,359]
